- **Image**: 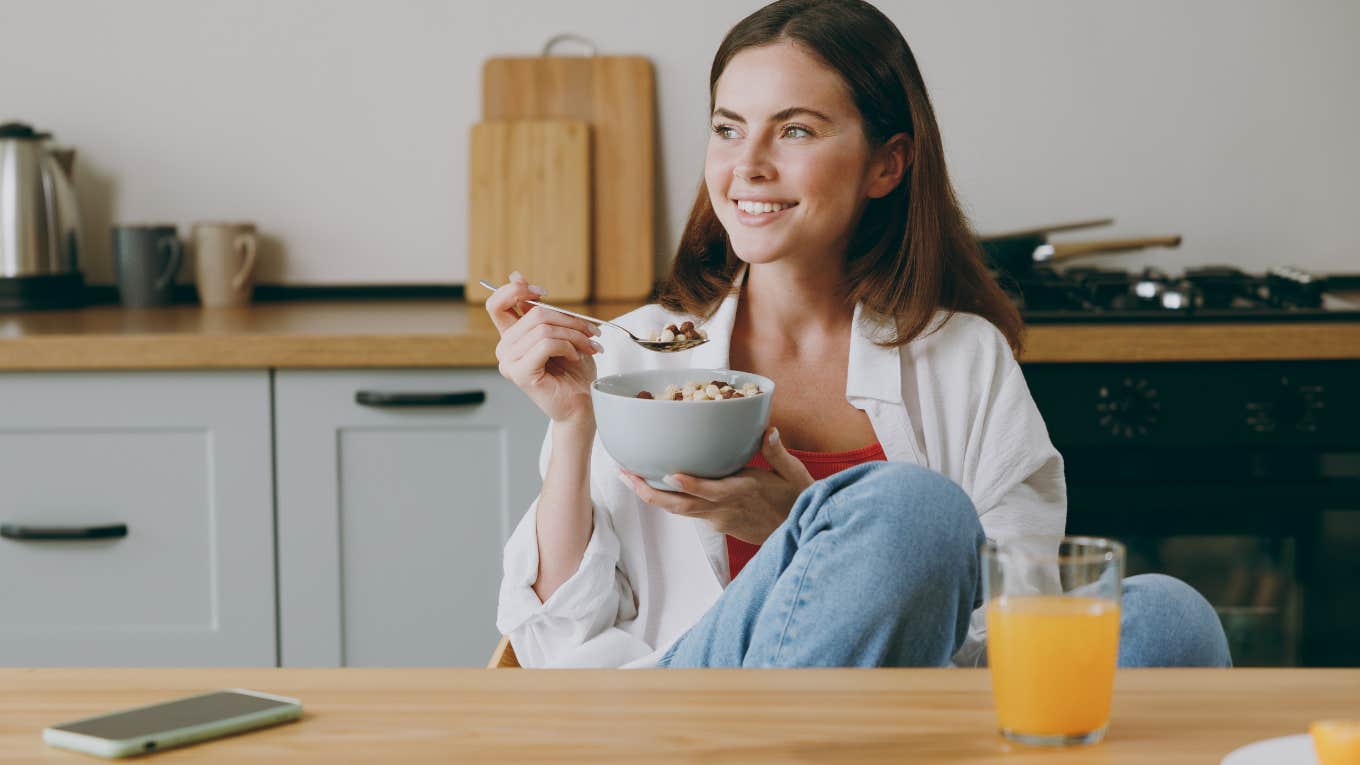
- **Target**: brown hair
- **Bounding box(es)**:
[656,0,1023,353]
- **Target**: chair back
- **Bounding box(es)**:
[487,635,520,669]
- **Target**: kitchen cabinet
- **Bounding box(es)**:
[274,370,547,667]
[0,371,275,666]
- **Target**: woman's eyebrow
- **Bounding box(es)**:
[712,106,833,124]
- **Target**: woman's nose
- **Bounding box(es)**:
[733,141,775,182]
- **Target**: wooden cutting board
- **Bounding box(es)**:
[467,120,591,304]
[482,55,655,301]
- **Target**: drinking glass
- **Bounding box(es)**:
[983,536,1125,747]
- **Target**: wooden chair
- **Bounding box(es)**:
[487,635,520,669]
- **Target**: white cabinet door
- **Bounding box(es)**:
[0,371,275,666]
[274,370,546,667]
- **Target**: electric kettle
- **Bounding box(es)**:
[0,121,84,309]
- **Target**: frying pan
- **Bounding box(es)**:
[979,218,1181,276]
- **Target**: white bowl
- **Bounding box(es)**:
[591,368,776,490]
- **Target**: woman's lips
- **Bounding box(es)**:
[732,200,798,227]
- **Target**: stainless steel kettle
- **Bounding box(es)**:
[0,122,84,309]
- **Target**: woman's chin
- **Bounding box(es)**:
[728,239,789,265]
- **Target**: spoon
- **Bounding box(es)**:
[477,280,709,353]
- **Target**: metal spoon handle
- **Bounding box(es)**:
[477,279,610,329]
[526,300,607,327]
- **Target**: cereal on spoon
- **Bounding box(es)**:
[645,321,708,345]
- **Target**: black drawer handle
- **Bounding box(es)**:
[354,390,486,408]
[1,523,128,541]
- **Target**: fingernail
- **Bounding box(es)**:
[662,474,682,489]
[590,339,604,353]
[509,271,525,284]
[589,325,602,336]
[528,284,547,296]
[768,428,780,446]
[617,472,633,488]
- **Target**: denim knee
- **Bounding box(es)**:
[1120,573,1232,668]
[825,462,981,557]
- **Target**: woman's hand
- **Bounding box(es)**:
[486,271,603,426]
[618,427,815,544]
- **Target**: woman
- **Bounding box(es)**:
[486,0,1231,669]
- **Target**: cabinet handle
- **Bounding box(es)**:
[0,523,128,541]
[354,390,487,408]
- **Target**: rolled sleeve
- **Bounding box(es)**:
[497,498,630,634]
[494,421,645,667]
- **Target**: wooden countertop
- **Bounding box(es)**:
[4,668,1355,763]
[1,300,1358,370]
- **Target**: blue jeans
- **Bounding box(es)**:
[657,462,1232,668]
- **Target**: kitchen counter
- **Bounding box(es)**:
[1,300,1359,370]
[5,668,1355,763]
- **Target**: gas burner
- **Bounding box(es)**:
[1265,266,1324,308]
[1183,266,1251,309]
[1010,264,1360,323]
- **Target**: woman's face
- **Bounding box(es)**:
[706,40,897,268]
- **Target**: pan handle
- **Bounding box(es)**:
[980,218,1115,242]
[1038,236,1183,262]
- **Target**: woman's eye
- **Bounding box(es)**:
[712,124,739,139]
[782,125,812,139]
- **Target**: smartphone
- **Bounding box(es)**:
[43,688,302,759]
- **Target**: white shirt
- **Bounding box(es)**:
[497,267,1066,668]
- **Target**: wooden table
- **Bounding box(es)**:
[3,668,1354,762]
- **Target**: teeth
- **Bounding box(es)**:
[736,200,794,214]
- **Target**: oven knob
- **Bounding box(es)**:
[1273,391,1307,428]
[1095,377,1161,439]
[1245,378,1324,433]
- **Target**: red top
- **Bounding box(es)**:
[726,441,887,579]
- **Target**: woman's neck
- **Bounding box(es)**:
[736,260,855,352]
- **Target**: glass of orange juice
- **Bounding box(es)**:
[983,536,1125,747]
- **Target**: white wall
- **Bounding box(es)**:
[3,0,1356,286]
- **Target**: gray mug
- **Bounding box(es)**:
[112,225,183,307]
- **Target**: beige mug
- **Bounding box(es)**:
[192,222,258,307]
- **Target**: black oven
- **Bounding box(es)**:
[1022,359,1360,666]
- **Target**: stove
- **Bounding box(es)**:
[1004,265,1360,323]
[1008,260,1360,666]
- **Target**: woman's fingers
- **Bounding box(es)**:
[499,305,599,354]
[498,320,602,369]
[484,271,545,333]
[618,471,711,516]
[505,338,588,384]
[660,472,755,502]
[760,427,815,490]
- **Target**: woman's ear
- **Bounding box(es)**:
[865,133,912,199]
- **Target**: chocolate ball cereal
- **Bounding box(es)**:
[646,321,708,344]
[634,380,762,401]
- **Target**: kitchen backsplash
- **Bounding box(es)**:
[3,0,1355,286]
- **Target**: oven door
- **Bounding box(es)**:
[1025,361,1360,668]
[1064,471,1360,666]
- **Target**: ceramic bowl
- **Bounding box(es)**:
[591,368,775,490]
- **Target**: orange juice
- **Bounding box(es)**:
[987,595,1120,738]
[1311,720,1360,765]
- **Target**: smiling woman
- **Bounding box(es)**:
[659,0,1022,355]
[488,0,1230,672]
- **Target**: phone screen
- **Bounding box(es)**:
[51,691,292,741]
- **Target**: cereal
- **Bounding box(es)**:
[646,321,708,344]
[634,380,763,401]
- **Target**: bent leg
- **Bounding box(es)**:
[1118,573,1232,667]
[660,461,985,668]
